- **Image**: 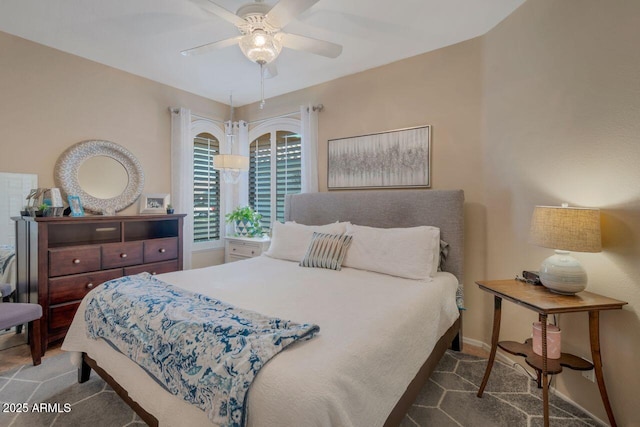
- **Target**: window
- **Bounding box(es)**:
[275,131,302,221]
[249,133,271,225]
[193,133,221,243]
[249,129,301,228]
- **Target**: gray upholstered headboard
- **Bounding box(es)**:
[285,189,464,283]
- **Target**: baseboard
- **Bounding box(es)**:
[461,337,607,427]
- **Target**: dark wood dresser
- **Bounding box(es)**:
[14,214,185,350]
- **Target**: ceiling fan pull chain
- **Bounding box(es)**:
[259,61,266,109]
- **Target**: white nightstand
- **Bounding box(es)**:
[224,236,271,263]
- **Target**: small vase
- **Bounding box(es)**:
[166,208,175,214]
[234,219,252,236]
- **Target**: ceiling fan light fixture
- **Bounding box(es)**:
[239,30,282,64]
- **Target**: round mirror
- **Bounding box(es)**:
[78,156,129,199]
[55,140,144,214]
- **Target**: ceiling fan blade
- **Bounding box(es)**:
[280,33,342,58]
[181,36,242,56]
[266,0,319,29]
[264,62,278,79]
[190,0,245,27]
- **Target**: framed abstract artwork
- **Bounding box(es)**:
[327,125,431,190]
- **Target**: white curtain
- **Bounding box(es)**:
[237,120,250,206]
[222,120,242,237]
[300,105,319,193]
[170,107,193,269]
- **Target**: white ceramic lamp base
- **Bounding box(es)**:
[539,250,587,295]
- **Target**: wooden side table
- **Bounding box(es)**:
[476,279,627,427]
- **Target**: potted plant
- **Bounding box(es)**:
[20,206,30,217]
[34,203,49,217]
[166,204,175,214]
[225,206,263,237]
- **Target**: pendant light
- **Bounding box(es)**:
[212,93,249,184]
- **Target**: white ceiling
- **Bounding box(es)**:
[0,0,524,106]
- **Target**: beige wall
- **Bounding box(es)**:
[482,0,640,424]
[240,1,640,423]
[0,30,228,217]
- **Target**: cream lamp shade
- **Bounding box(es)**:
[212,154,250,184]
[529,204,601,294]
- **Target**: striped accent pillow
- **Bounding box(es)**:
[300,232,353,271]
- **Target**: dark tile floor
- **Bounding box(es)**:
[0,350,600,426]
[0,354,143,427]
[403,351,600,427]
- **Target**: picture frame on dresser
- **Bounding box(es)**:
[68,195,84,217]
[139,193,170,214]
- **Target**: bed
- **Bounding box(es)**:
[62,189,464,427]
[0,244,16,300]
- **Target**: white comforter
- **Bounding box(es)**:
[63,256,459,427]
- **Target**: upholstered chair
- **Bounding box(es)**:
[0,303,43,365]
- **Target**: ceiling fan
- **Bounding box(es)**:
[182,0,343,78]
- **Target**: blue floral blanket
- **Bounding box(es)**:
[84,273,320,427]
[0,245,15,276]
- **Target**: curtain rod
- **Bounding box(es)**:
[169,107,226,124]
[249,111,299,125]
[170,104,323,126]
[191,112,225,124]
[248,104,324,125]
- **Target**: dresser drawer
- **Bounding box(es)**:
[49,246,101,277]
[124,260,179,276]
[144,237,178,263]
[102,241,143,268]
[49,302,81,332]
[49,268,123,305]
[227,254,251,263]
[228,241,261,257]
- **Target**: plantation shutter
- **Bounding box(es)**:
[249,130,301,229]
[249,134,271,227]
[275,131,301,222]
[193,134,220,242]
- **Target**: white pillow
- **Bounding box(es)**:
[342,224,440,280]
[264,221,349,262]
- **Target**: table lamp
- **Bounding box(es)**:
[529,203,602,294]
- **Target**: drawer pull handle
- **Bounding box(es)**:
[73,259,80,264]
[120,253,128,258]
[159,248,166,253]
[86,283,94,289]
[232,248,236,251]
[95,227,117,232]
[251,250,255,255]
